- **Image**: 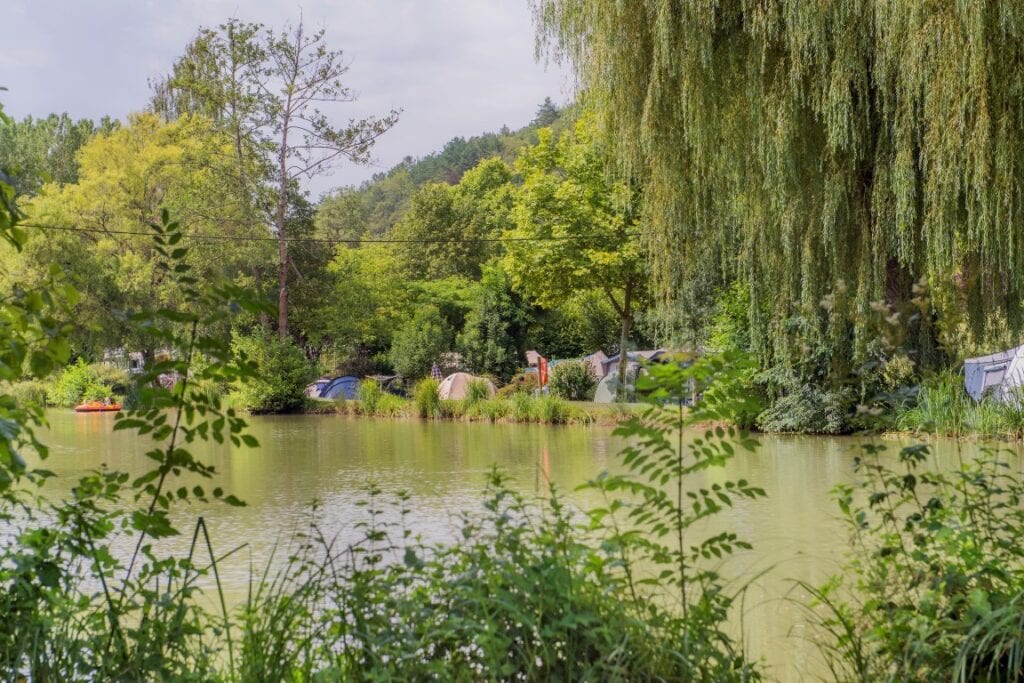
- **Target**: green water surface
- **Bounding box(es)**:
[34,410,1020,681]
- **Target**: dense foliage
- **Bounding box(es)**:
[231,332,314,413]
[548,360,597,400]
[387,305,452,380]
[533,0,1024,427]
[46,359,129,407]
[813,443,1024,681]
[505,117,646,384]
[0,181,760,677]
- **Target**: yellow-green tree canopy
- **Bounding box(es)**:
[534,1,1024,371]
[391,157,514,280]
[9,113,271,354]
[506,119,645,383]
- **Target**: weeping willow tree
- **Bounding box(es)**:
[533,1,1024,383]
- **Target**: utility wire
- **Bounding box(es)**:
[22,222,634,245]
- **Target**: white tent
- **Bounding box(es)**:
[593,371,621,403]
[964,345,1024,402]
[437,372,496,400]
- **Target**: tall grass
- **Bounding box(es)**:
[413,378,442,418]
[464,377,492,405]
[357,378,384,414]
[4,379,48,407]
[896,369,1024,438]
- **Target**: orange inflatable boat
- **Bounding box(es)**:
[74,401,122,413]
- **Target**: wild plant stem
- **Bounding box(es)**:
[76,510,128,658]
[677,399,687,619]
[118,320,199,604]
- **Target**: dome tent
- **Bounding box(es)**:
[318,375,361,400]
[964,345,1024,403]
[305,378,331,398]
[437,372,496,400]
[593,370,634,403]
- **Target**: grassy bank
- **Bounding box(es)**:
[305,392,639,426]
[894,370,1024,440]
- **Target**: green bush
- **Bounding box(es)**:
[811,443,1024,680]
[548,360,597,401]
[231,333,314,413]
[495,372,538,398]
[755,385,853,434]
[46,359,125,407]
[388,304,451,379]
[413,378,442,419]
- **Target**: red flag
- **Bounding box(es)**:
[538,356,548,387]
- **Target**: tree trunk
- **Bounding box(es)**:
[617,284,632,402]
[275,106,291,340]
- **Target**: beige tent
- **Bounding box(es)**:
[437,372,496,400]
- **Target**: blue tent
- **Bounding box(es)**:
[319,375,361,400]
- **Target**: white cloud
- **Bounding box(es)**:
[3,0,571,193]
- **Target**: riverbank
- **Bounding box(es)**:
[302,394,642,426]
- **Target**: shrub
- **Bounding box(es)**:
[495,372,538,398]
[413,378,442,419]
[755,385,853,434]
[231,333,314,413]
[810,443,1024,680]
[548,360,597,401]
[47,359,121,407]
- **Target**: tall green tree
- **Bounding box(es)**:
[533,0,1024,377]
[457,261,531,382]
[153,18,400,339]
[389,304,453,379]
[0,114,116,196]
[532,97,560,127]
[392,158,514,280]
[315,187,368,244]
[9,114,269,357]
[505,120,646,387]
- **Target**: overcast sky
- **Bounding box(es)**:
[2,0,572,195]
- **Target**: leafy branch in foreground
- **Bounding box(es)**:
[583,351,766,676]
[0,208,269,680]
[808,443,1024,682]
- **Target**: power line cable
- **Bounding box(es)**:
[21,222,635,245]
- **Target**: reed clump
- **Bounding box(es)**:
[896,370,1024,439]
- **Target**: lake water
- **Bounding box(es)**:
[33,410,1022,681]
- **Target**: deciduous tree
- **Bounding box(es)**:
[533,0,1024,375]
[505,119,645,390]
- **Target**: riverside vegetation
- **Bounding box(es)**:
[2,203,1024,679]
[0,199,764,678]
[7,4,1024,676]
